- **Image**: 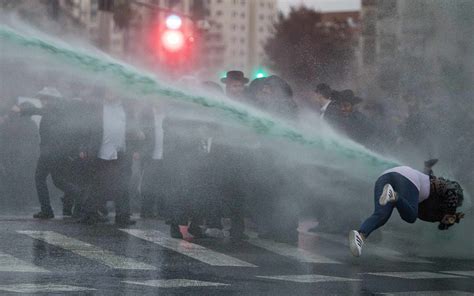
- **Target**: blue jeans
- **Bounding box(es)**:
[359,172,419,237]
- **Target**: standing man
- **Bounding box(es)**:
[13,87,82,219]
[80,89,141,226]
[218,70,252,241]
[221,71,249,100]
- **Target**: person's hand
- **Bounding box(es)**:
[11,105,21,113]
[455,212,465,223]
[79,152,87,160]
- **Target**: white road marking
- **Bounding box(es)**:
[309,231,433,264]
[120,229,256,267]
[0,252,49,273]
[246,231,341,264]
[17,231,156,270]
[377,291,474,296]
[441,271,474,277]
[365,271,465,280]
[0,284,96,293]
[257,274,359,283]
[123,279,229,288]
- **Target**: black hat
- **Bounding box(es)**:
[221,71,249,84]
[333,89,362,105]
[314,83,332,99]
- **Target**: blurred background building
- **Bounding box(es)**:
[357,0,473,109]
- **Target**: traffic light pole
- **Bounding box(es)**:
[130,0,194,21]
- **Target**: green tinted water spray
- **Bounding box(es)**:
[0,25,399,175]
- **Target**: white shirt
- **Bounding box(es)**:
[320,101,331,118]
[382,166,431,202]
[98,102,126,160]
[200,137,213,154]
[152,107,165,160]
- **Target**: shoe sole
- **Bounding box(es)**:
[379,184,394,206]
[349,230,361,257]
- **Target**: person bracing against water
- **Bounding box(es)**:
[349,165,465,257]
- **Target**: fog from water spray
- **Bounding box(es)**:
[0,12,472,259]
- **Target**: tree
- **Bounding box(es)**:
[265,7,356,89]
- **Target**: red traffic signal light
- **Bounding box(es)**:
[161,30,185,52]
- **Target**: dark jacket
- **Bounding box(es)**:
[322,102,340,124]
[139,106,159,162]
[20,102,71,156]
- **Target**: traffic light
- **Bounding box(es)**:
[254,68,268,79]
[165,14,182,30]
[161,30,185,52]
[148,13,197,73]
[161,14,185,53]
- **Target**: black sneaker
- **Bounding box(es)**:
[33,211,54,219]
[230,233,249,242]
[188,224,206,239]
[170,224,183,239]
[78,214,99,225]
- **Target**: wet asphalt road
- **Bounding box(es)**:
[0,215,473,295]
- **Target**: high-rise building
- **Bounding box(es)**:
[358,0,473,105]
[202,0,278,80]
[57,0,125,56]
[52,0,277,79]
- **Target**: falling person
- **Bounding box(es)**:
[349,165,465,257]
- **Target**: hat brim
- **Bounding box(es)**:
[221,77,249,84]
[36,94,61,100]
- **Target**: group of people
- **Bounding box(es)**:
[0,69,466,251]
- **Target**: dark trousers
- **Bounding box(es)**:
[217,150,248,237]
[359,172,419,237]
[35,153,81,214]
[167,155,214,226]
[83,155,132,219]
[141,159,166,216]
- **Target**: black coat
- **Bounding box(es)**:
[322,102,340,124]
[20,102,72,156]
[138,106,159,162]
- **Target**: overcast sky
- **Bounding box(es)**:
[278,0,361,13]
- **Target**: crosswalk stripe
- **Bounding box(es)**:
[441,271,474,277]
[376,291,474,296]
[308,231,433,264]
[0,252,49,273]
[246,231,341,264]
[120,229,256,267]
[123,279,229,288]
[17,231,156,270]
[0,284,96,293]
[257,274,359,283]
[365,272,465,279]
